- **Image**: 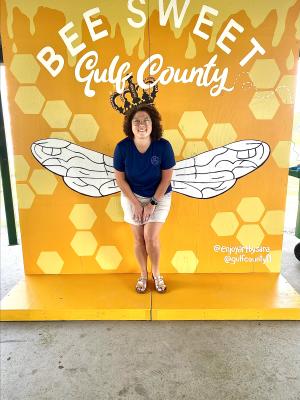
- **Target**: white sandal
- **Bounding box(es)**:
[136,276,147,293]
[152,274,167,293]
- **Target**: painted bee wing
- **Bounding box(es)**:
[31,138,120,197]
[171,140,270,199]
[31,138,270,199]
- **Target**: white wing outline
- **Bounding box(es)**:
[31,138,270,199]
[172,140,270,198]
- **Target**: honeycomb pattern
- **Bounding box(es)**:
[29,169,58,195]
[247,59,296,125]
[261,211,285,235]
[37,251,64,274]
[163,129,184,156]
[16,184,35,209]
[14,155,30,181]
[49,132,74,142]
[249,59,280,89]
[95,246,122,270]
[171,250,199,273]
[182,140,208,158]
[42,100,72,128]
[5,9,293,278]
[211,212,239,236]
[236,224,265,247]
[71,231,98,256]
[15,86,45,114]
[249,91,280,120]
[275,75,296,105]
[70,114,99,142]
[165,111,240,159]
[272,141,291,168]
[10,54,40,83]
[236,197,265,222]
[66,203,124,270]
[105,197,124,222]
[207,123,237,148]
[69,204,97,229]
[14,157,59,209]
[179,111,208,139]
[211,197,285,265]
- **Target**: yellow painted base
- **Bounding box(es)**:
[1,274,299,321]
[0,274,151,321]
[152,274,300,320]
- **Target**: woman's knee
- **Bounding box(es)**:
[144,232,159,247]
[134,235,146,247]
[131,227,146,246]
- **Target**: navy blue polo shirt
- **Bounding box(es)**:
[113,137,176,197]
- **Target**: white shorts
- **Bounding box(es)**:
[120,191,172,225]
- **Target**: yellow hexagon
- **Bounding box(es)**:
[15,86,45,114]
[264,250,282,272]
[42,100,72,128]
[105,196,124,222]
[69,204,97,229]
[261,210,285,235]
[249,59,280,89]
[211,212,239,236]
[275,75,296,105]
[70,114,99,142]
[16,183,35,209]
[49,132,74,142]
[10,54,40,83]
[29,169,58,195]
[207,123,238,148]
[236,197,265,222]
[37,251,64,274]
[95,246,122,270]
[71,231,98,256]
[236,225,265,247]
[272,141,291,168]
[14,155,30,181]
[163,129,184,156]
[171,250,199,273]
[182,141,208,158]
[178,111,208,139]
[249,91,280,120]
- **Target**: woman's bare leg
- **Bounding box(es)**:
[143,222,164,276]
[130,224,148,277]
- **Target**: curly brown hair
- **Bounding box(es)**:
[123,104,163,140]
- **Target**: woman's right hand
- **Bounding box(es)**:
[131,201,144,224]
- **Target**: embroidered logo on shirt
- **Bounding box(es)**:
[151,156,161,166]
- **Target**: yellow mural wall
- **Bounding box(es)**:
[1,0,299,275]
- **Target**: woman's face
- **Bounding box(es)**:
[131,111,152,140]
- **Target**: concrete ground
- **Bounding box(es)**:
[1,176,300,400]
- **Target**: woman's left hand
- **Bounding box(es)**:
[142,203,156,223]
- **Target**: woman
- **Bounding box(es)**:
[113,104,176,293]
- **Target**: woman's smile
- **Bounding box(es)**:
[132,110,152,138]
